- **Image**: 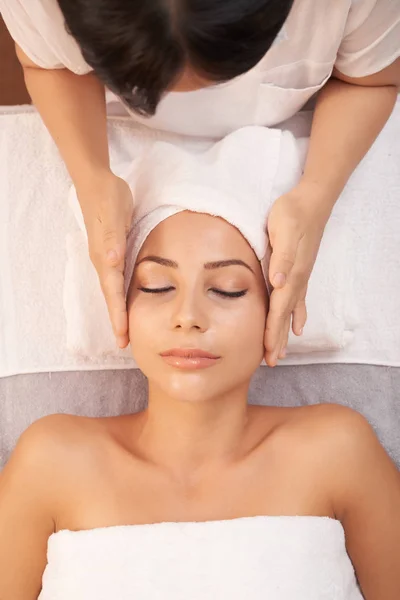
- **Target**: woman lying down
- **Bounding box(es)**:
[0,208,399,599]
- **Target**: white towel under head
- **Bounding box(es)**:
[66,124,358,361]
[38,516,363,600]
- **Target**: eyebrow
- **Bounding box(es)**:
[137,256,255,273]
[204,259,254,274]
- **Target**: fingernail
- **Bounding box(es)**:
[270,353,279,366]
[299,328,303,336]
[117,336,127,348]
[273,273,286,288]
[107,249,118,264]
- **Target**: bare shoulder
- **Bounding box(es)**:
[303,403,391,468]
[258,403,388,480]
[2,414,111,491]
[282,404,399,506]
[285,403,388,470]
[0,414,106,598]
[277,402,376,447]
[251,402,373,449]
[14,413,105,455]
[298,410,400,599]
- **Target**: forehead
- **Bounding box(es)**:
[138,212,257,265]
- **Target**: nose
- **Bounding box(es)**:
[171,288,208,332]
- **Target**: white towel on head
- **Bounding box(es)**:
[122,126,300,294]
[65,123,358,361]
[38,517,363,600]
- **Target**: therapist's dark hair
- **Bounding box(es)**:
[58,0,294,116]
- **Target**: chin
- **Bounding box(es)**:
[147,366,234,404]
[162,372,220,404]
[137,354,226,403]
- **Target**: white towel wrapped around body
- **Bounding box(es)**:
[65,124,358,360]
[39,516,363,600]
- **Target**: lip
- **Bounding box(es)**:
[160,348,221,371]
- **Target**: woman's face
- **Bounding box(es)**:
[128,212,268,403]
[169,67,213,92]
[169,66,215,92]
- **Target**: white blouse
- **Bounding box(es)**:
[1,0,399,135]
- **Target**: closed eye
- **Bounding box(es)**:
[211,289,248,298]
[138,286,175,294]
[138,287,247,298]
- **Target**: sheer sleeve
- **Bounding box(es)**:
[0,0,91,74]
[335,0,400,77]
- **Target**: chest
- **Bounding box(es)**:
[58,449,332,532]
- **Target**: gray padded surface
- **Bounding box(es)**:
[1,364,399,468]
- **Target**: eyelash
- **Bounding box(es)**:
[138,287,248,299]
[216,289,248,298]
[138,286,174,294]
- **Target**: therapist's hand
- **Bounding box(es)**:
[264,181,333,367]
[78,172,134,349]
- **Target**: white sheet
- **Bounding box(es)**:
[0,101,399,377]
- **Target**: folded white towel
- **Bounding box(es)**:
[65,124,357,360]
[39,517,363,600]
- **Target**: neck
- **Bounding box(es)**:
[134,383,251,481]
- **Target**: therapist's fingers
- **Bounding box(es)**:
[101,209,129,344]
[83,175,134,348]
[100,261,129,349]
[292,286,308,336]
[268,225,301,289]
[264,287,293,366]
[90,245,129,348]
[89,209,129,348]
[279,317,292,360]
[269,237,298,289]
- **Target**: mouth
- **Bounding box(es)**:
[159,348,221,371]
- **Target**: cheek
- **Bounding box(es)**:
[219,299,266,358]
[128,303,162,360]
[239,309,266,354]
